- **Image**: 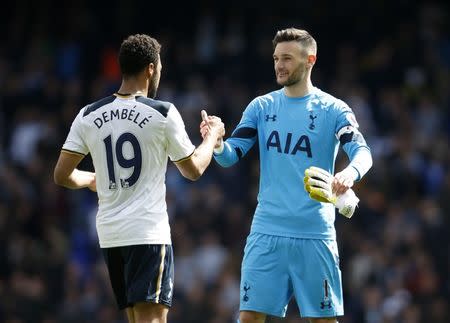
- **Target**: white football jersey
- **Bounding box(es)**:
[62,94,195,248]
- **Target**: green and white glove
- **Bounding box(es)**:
[304,166,359,218]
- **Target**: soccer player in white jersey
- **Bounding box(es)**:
[54,34,224,323]
[201,28,373,323]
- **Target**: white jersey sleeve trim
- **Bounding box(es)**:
[173,148,195,163]
[62,108,89,155]
[166,105,196,161]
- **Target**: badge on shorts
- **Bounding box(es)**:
[243,282,251,302]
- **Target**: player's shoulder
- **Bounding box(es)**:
[249,89,283,108]
[312,87,350,112]
[82,95,117,117]
[135,96,173,118]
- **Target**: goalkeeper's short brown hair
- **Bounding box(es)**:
[272,28,317,55]
[118,34,161,77]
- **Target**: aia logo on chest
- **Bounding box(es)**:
[266,131,312,157]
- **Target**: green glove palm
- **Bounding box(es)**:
[304,166,337,204]
[304,166,360,218]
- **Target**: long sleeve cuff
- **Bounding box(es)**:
[347,147,373,181]
[213,141,239,167]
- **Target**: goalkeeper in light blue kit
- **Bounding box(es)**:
[201,28,372,323]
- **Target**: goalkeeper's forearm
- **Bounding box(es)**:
[344,146,373,181]
[213,141,239,168]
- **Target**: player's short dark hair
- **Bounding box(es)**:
[118,34,161,77]
[272,28,317,54]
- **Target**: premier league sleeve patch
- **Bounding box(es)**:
[346,113,359,128]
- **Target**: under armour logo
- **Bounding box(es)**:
[309,113,317,130]
[321,279,332,309]
[265,115,277,122]
[243,282,250,302]
[320,300,332,309]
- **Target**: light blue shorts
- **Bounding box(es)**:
[239,232,343,318]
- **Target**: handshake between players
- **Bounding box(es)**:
[200,112,359,218]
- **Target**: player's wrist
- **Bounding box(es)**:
[213,139,224,154]
[341,166,359,181]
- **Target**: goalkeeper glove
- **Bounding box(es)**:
[304,166,359,218]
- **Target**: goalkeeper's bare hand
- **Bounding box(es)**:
[333,169,355,195]
[304,166,359,218]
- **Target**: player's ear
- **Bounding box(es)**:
[307,55,316,67]
[146,63,154,78]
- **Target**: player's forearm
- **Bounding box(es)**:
[213,141,239,167]
[55,168,95,189]
[344,146,373,181]
[189,133,219,179]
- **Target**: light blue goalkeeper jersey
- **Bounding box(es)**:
[214,87,371,239]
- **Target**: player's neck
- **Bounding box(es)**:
[284,79,314,98]
[117,80,148,97]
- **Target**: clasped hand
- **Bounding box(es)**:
[199,110,225,149]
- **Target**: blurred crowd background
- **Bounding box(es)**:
[0,0,448,322]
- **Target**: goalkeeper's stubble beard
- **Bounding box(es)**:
[276,62,309,87]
